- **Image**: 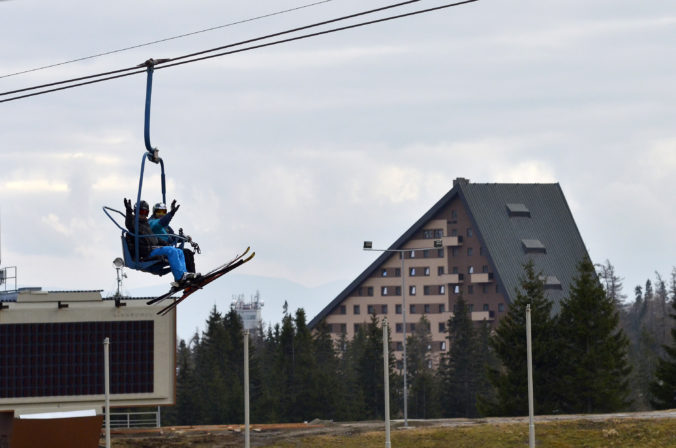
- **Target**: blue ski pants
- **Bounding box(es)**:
[150,246,187,281]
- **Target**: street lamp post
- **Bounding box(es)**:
[363,239,442,427]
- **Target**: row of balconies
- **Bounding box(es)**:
[439,272,494,284]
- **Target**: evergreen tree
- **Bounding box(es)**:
[557,256,632,413]
[276,310,297,421]
[479,259,561,416]
[406,315,440,418]
[163,338,197,425]
[439,295,478,417]
[312,320,344,419]
[650,281,676,409]
[289,309,320,421]
[193,306,229,423]
[355,314,387,419]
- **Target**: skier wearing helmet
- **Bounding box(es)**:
[124,198,194,287]
[149,199,198,274]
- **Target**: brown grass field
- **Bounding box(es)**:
[107,410,676,447]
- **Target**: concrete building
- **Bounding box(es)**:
[308,178,589,361]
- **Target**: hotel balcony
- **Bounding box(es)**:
[441,235,463,247]
[469,273,494,283]
[471,311,493,321]
[440,273,464,284]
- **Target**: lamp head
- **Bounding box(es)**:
[113,258,125,268]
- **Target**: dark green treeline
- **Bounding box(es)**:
[161,259,675,425]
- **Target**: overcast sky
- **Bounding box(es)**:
[1,0,675,331]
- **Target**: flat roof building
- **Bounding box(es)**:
[309,178,589,361]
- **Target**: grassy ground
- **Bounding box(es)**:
[265,419,676,448]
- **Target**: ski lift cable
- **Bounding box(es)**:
[0,0,338,80]
[0,0,478,104]
[1,0,423,99]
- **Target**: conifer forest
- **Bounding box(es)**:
[160,259,676,425]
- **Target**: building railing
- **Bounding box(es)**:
[106,408,160,429]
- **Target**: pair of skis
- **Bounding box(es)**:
[147,247,255,316]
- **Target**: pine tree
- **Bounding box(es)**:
[479,259,561,416]
[192,306,229,423]
[406,315,440,418]
[439,295,477,417]
[649,277,676,409]
[312,320,344,419]
[557,256,632,413]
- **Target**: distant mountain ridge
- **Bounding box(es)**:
[123,273,346,340]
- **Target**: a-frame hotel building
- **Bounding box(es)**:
[309,178,589,362]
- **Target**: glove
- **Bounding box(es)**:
[124,198,133,213]
[171,199,180,214]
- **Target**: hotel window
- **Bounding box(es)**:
[339,305,346,314]
[410,250,416,258]
[410,323,416,332]
[439,304,445,313]
[367,305,375,314]
[410,285,416,295]
[354,323,362,333]
[396,304,402,314]
[424,286,431,295]
[423,249,430,258]
[483,265,489,273]
[381,305,388,314]
[381,269,388,277]
[396,341,404,351]
[483,304,489,311]
[438,266,444,275]
[467,247,473,256]
[452,266,459,274]
[437,248,444,257]
[468,265,474,274]
[410,304,417,314]
[424,304,431,313]
[340,323,347,333]
[410,267,416,276]
[439,322,446,332]
[381,287,388,296]
[424,267,431,276]
[440,285,445,294]
[469,304,474,312]
[440,341,447,350]
[353,305,360,314]
[498,303,505,312]
[467,228,473,237]
[451,228,458,236]
[396,323,403,333]
[454,285,460,294]
[394,268,401,277]
[451,247,458,257]
[468,285,474,294]
[367,287,374,296]
[434,229,443,238]
[395,286,401,296]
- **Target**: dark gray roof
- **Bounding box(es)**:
[459,182,588,313]
[308,181,588,328]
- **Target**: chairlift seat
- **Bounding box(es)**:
[121,234,172,276]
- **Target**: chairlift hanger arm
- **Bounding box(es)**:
[139,58,169,164]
